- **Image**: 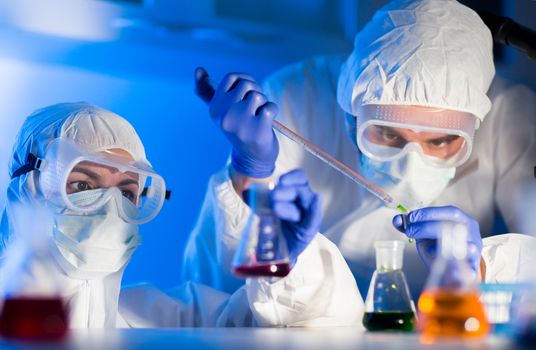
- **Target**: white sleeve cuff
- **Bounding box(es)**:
[481,233,536,283]
[246,234,364,327]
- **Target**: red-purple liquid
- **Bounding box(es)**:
[234,262,291,277]
[0,297,68,340]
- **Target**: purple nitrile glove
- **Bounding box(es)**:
[207,72,279,178]
[271,169,323,267]
[393,206,483,272]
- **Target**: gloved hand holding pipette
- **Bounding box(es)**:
[196,68,324,271]
[202,71,279,179]
[392,206,483,274]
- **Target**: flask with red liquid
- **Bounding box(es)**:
[0,204,68,341]
[232,182,291,278]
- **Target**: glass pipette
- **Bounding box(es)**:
[272,120,409,213]
[194,67,412,222]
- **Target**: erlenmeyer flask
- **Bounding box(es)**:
[232,182,291,278]
[0,204,68,341]
[418,223,489,341]
[363,240,416,331]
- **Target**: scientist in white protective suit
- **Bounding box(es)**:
[0,102,363,328]
[184,0,536,301]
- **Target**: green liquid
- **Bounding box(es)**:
[396,204,408,213]
[362,311,415,332]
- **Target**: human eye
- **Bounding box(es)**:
[375,127,403,145]
[68,181,95,193]
[427,135,459,148]
[382,131,401,142]
[120,189,138,203]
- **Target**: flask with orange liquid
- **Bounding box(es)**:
[417,223,489,341]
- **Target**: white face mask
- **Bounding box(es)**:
[360,152,456,210]
[52,189,140,279]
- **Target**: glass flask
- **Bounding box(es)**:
[0,204,68,341]
[232,182,291,278]
[418,223,489,341]
[363,240,416,332]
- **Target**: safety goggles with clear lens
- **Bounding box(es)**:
[355,105,478,168]
[12,138,167,224]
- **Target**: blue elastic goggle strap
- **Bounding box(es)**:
[11,153,43,179]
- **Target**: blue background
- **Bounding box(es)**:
[0,0,533,290]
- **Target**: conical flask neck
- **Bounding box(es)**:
[440,223,468,260]
[245,182,273,213]
[375,240,405,271]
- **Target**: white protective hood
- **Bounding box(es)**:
[337,0,495,123]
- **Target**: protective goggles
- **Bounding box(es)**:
[12,138,168,224]
[355,105,478,168]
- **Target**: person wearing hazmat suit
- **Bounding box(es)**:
[0,102,363,328]
[183,0,536,302]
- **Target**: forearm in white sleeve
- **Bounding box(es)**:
[119,235,364,328]
[246,234,364,328]
[481,233,536,283]
[181,166,252,292]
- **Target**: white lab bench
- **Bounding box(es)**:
[0,327,531,350]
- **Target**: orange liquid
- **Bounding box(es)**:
[418,290,489,341]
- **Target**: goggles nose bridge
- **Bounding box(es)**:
[404,142,424,155]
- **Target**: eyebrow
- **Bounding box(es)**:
[71,166,100,181]
[71,166,139,187]
[424,135,461,143]
[118,179,139,187]
[376,125,402,136]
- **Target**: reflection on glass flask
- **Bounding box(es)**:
[363,240,416,332]
[418,223,489,341]
[0,204,68,340]
[232,182,291,278]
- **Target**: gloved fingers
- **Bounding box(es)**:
[273,201,301,222]
[392,214,405,233]
[272,184,315,212]
[295,183,316,210]
[220,72,256,93]
[278,169,308,187]
[416,239,437,260]
[242,90,268,115]
[209,73,255,118]
[300,193,323,230]
[408,206,472,225]
[467,243,481,271]
[404,221,450,240]
[220,88,265,134]
[271,185,298,202]
[406,222,481,248]
[226,78,263,104]
[256,102,279,124]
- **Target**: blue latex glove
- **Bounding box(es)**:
[392,206,482,272]
[270,170,323,267]
[208,73,279,178]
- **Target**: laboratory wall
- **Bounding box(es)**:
[0,0,350,289]
[0,0,534,290]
